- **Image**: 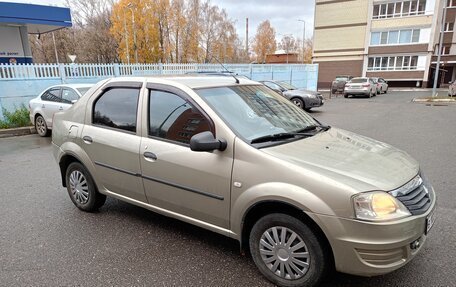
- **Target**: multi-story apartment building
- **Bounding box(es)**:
[313,0,454,88]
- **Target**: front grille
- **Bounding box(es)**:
[389,175,431,215]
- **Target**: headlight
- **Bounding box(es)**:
[353,191,411,221]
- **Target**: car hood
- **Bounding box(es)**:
[262,128,419,192]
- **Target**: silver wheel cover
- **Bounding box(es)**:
[259,226,310,280]
[69,170,90,204]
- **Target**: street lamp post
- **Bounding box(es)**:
[298,19,306,64]
[433,3,447,97]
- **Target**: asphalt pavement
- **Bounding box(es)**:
[0,91,455,286]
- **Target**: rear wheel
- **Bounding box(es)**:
[344,94,349,98]
[65,162,106,212]
[35,115,50,137]
[249,213,330,287]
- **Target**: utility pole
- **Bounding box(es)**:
[433,3,447,96]
[127,3,138,64]
[298,19,306,64]
[123,10,130,65]
[246,18,249,58]
[52,32,59,64]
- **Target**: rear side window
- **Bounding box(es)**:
[93,88,139,132]
[149,90,212,144]
[41,88,61,102]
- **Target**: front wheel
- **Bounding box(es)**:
[249,213,330,287]
[65,162,106,212]
[291,98,305,109]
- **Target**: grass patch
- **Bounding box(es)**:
[0,105,31,129]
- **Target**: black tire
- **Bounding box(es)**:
[291,98,305,109]
[249,213,330,287]
[65,162,106,212]
[384,88,388,94]
[344,94,348,98]
[35,114,50,137]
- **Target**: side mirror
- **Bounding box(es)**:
[273,88,283,95]
[190,131,227,152]
[71,100,78,104]
[449,81,453,84]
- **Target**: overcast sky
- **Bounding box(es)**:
[2,0,315,42]
[211,0,315,43]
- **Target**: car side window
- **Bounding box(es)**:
[61,88,79,104]
[264,82,281,91]
[93,88,140,133]
[41,88,61,102]
[149,90,212,144]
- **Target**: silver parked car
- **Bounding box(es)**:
[52,76,435,287]
[29,84,94,136]
[371,77,389,94]
[261,80,324,111]
[344,77,377,98]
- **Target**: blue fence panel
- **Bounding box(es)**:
[0,63,318,120]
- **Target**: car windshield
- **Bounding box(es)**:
[76,87,92,95]
[335,76,348,81]
[277,81,297,90]
[350,78,368,83]
[196,85,318,143]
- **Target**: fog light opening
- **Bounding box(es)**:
[410,238,421,250]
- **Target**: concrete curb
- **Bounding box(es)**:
[0,126,37,138]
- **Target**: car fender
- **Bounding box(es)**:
[230,182,336,236]
[58,141,98,187]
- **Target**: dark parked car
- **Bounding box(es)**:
[261,80,324,111]
[331,75,353,94]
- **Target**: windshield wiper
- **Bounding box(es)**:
[295,124,331,133]
[250,132,314,144]
[250,125,331,144]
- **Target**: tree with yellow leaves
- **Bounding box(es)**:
[252,20,277,64]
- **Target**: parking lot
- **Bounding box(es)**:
[0,91,455,286]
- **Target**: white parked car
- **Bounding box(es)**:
[344,77,377,98]
[371,77,389,94]
[29,84,93,137]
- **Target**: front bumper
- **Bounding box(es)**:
[306,96,324,108]
[307,192,436,276]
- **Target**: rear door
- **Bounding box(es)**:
[81,82,147,202]
[139,85,233,229]
[40,87,62,127]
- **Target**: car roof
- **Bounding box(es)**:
[48,83,94,89]
[108,76,260,89]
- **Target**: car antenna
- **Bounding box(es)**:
[200,42,240,84]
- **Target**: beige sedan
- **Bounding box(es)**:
[52,76,436,287]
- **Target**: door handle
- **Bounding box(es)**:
[42,104,45,108]
[59,106,63,110]
[143,152,157,161]
[82,136,93,144]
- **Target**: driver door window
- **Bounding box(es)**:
[149,90,213,144]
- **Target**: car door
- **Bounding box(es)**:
[40,87,62,127]
[81,82,147,202]
[139,85,233,229]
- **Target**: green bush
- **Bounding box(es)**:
[0,105,31,129]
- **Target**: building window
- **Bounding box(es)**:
[447,0,456,7]
[442,45,451,55]
[445,22,454,32]
[373,0,426,19]
[368,55,420,71]
[370,29,420,46]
